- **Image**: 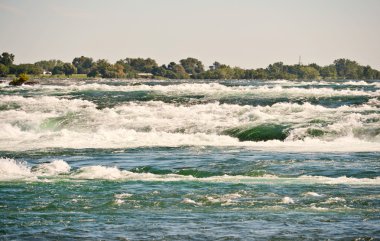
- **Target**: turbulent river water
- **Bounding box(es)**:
[0,79,379,240]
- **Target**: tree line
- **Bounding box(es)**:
[1,52,379,80]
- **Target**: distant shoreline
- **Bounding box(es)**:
[1,52,380,81]
[1,77,379,87]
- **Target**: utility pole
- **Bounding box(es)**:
[298,56,302,66]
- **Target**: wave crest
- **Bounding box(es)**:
[1,159,379,185]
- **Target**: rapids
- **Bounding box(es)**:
[1,79,379,240]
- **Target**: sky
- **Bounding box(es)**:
[1,0,380,69]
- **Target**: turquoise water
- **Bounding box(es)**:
[1,79,379,240]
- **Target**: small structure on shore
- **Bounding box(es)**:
[42,70,52,75]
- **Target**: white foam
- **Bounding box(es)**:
[181,198,201,205]
[52,162,380,185]
[34,160,71,175]
[1,160,380,186]
[114,199,125,205]
[0,159,72,181]
[0,80,380,152]
[243,137,380,152]
[71,166,380,186]
[0,95,96,113]
[206,193,242,205]
[299,175,380,185]
[281,196,295,204]
[309,205,329,211]
[324,197,346,204]
[303,192,322,197]
[271,80,378,87]
[11,82,379,99]
[344,80,374,86]
[0,158,33,181]
[73,166,126,180]
[114,193,133,199]
[0,96,379,152]
[72,83,379,97]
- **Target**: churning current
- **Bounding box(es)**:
[1,79,379,240]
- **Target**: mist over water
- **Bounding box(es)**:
[1,79,379,240]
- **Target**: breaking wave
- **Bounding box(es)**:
[1,159,379,185]
[1,80,379,152]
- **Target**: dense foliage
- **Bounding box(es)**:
[9,73,29,86]
[35,60,64,72]
[1,52,379,80]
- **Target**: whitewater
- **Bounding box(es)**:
[1,79,379,240]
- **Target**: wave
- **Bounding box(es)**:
[32,159,71,175]
[0,158,34,181]
[260,79,380,87]
[1,159,379,185]
[74,83,379,96]
[0,125,379,152]
[281,196,295,204]
[3,84,379,110]
[0,95,379,151]
[0,158,71,181]
[4,82,379,97]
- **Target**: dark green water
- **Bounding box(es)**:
[0,79,379,240]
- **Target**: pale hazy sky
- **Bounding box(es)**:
[1,0,379,69]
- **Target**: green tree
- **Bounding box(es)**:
[87,60,125,78]
[124,58,158,73]
[308,63,322,72]
[172,64,190,79]
[10,64,43,76]
[244,69,256,79]
[9,73,29,86]
[232,67,245,79]
[52,65,64,75]
[165,62,190,79]
[362,66,377,79]
[34,60,64,72]
[167,62,177,71]
[110,63,126,78]
[179,57,204,76]
[266,62,285,79]
[152,66,168,77]
[0,52,15,66]
[88,59,108,77]
[194,63,237,79]
[209,61,222,70]
[299,66,320,80]
[0,64,9,77]
[62,63,77,76]
[320,65,337,79]
[254,68,268,79]
[285,65,301,77]
[211,66,234,79]
[115,59,139,77]
[72,56,94,74]
[151,65,178,79]
[87,68,99,77]
[334,59,361,79]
